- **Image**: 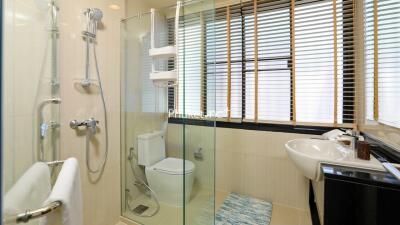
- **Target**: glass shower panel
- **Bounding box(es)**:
[121,1,215,224]
[120,11,175,225]
[2,0,61,220]
[181,1,216,225]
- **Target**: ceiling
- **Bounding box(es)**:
[144,0,178,8]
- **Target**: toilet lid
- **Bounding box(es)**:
[150,158,195,175]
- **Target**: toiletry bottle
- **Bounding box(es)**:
[357,140,370,160]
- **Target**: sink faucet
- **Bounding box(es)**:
[338,130,363,151]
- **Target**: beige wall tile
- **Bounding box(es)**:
[216,128,314,210]
[167,124,316,210]
[58,1,124,225]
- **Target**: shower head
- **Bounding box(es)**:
[89,8,103,22]
[83,8,103,38]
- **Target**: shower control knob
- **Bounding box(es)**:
[70,120,83,129]
[70,118,99,133]
[86,118,99,134]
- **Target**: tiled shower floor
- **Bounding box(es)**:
[122,187,215,225]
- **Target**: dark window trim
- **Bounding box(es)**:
[168,117,339,135]
[364,133,400,164]
[202,12,208,116]
[0,0,3,221]
[240,5,246,119]
[342,0,355,123]
[289,0,295,121]
[309,182,322,225]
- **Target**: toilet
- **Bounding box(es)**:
[137,131,195,207]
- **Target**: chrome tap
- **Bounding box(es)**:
[40,121,60,139]
[70,118,99,134]
[338,129,363,151]
[37,98,61,162]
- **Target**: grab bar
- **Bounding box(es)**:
[3,201,62,224]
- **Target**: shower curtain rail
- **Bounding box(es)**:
[120,0,204,22]
[121,11,151,22]
[3,201,62,224]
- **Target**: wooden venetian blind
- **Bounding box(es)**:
[294,0,355,125]
[204,5,243,119]
[205,7,229,118]
[244,0,292,122]
[364,0,400,128]
[168,0,356,126]
[167,13,204,116]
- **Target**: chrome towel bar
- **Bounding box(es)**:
[4,160,65,224]
[46,160,65,167]
[4,201,62,224]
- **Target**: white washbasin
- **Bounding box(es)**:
[285,138,385,180]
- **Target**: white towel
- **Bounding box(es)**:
[40,158,83,225]
[4,162,51,225]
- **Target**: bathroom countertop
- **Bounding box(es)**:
[321,164,400,190]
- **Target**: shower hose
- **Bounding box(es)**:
[85,40,109,174]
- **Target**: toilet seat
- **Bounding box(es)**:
[147,157,195,175]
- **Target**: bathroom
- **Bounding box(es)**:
[1,0,400,225]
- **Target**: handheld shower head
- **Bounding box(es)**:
[83,8,103,39]
[89,8,103,22]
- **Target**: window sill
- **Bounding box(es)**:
[168,117,350,135]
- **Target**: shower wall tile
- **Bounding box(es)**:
[167,125,215,190]
[58,0,125,225]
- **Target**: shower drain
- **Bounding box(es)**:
[132,204,149,215]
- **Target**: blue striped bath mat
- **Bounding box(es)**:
[216,193,273,225]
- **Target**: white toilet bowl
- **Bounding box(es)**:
[137,131,196,207]
[145,157,195,207]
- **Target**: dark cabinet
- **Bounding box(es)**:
[319,165,400,225]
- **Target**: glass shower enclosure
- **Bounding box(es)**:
[2,0,61,192]
[120,0,216,225]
